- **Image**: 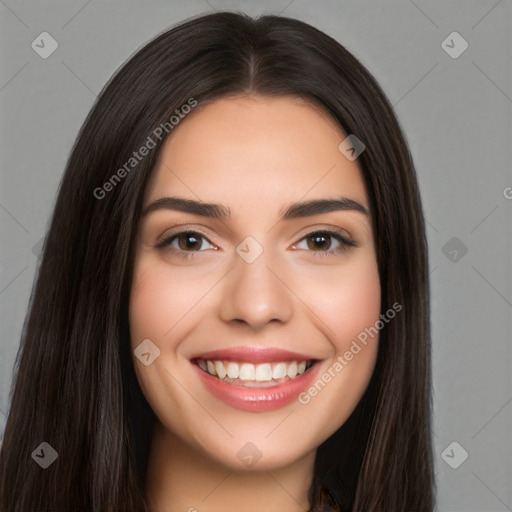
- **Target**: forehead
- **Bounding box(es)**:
[144,95,368,212]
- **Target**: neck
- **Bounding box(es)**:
[145,420,316,512]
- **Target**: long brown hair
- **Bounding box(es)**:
[0,12,434,511]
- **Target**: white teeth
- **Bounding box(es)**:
[226,362,239,379]
[287,361,298,379]
[239,363,256,380]
[255,363,273,381]
[214,360,227,379]
[198,359,312,382]
[272,362,287,379]
[207,360,216,376]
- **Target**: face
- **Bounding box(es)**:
[129,94,381,471]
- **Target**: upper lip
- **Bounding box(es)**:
[190,346,318,364]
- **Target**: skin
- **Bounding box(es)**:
[129,94,381,512]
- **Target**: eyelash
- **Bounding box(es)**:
[154,228,356,261]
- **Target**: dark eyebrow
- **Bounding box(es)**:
[142,196,229,219]
[142,196,368,220]
[280,197,368,219]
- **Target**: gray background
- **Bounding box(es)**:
[1,1,511,510]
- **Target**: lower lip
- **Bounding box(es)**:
[193,362,321,411]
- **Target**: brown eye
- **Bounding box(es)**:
[293,229,356,258]
[306,233,333,251]
[176,232,203,251]
[155,230,216,253]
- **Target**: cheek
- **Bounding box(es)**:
[128,258,220,403]
[293,261,381,439]
[128,263,180,396]
[298,255,381,349]
[128,262,190,422]
[129,265,172,344]
[297,254,381,403]
[129,259,208,345]
[332,266,381,346]
[332,264,381,383]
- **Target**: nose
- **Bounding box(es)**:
[218,245,294,330]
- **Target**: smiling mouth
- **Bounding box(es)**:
[192,358,316,387]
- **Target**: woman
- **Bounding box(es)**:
[0,11,434,511]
